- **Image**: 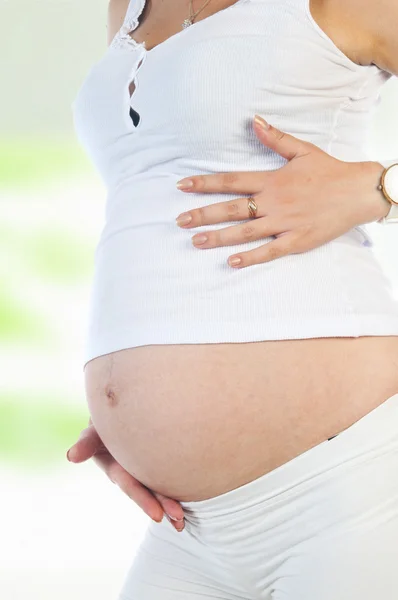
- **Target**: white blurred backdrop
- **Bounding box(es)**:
[1,1,398,599]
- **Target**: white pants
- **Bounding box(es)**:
[118,392,398,599]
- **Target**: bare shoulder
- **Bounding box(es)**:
[359,0,398,76]
[107,0,131,46]
[317,0,398,75]
[308,0,375,67]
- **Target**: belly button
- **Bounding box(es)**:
[104,384,119,407]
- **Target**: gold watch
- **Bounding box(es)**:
[377,159,398,225]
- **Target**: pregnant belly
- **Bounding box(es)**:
[84,336,398,502]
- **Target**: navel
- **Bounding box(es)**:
[104,383,119,407]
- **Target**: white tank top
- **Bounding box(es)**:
[72,0,398,369]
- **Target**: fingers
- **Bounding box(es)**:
[96,455,185,531]
[191,218,280,249]
[176,171,266,195]
[253,116,312,162]
[176,196,263,229]
[152,491,185,530]
[228,230,303,268]
[95,453,186,530]
[66,424,102,463]
[92,453,165,523]
[67,422,186,532]
[153,492,185,521]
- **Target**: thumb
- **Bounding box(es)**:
[253,114,311,162]
[66,423,102,463]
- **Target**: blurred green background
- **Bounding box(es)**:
[2,1,398,599]
[1,2,150,599]
[0,0,109,469]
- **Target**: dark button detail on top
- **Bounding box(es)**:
[130,107,140,127]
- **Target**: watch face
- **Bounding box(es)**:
[385,202,398,222]
[383,164,398,206]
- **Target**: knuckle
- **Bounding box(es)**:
[280,243,293,256]
[268,245,284,260]
[294,230,312,251]
[195,175,205,189]
[281,237,297,254]
[227,201,240,220]
[221,172,238,190]
[292,238,307,252]
[241,225,256,239]
[197,206,206,225]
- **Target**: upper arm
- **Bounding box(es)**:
[343,0,398,76]
[369,0,398,77]
[107,0,131,46]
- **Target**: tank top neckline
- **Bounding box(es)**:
[110,0,251,56]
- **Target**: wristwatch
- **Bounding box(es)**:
[377,159,398,224]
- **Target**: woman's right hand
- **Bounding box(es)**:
[66,418,185,531]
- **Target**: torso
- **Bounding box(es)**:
[126,0,376,94]
[85,0,398,502]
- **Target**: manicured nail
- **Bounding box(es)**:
[176,213,192,226]
[66,448,76,461]
[176,179,194,190]
[229,256,242,266]
[153,513,164,523]
[254,114,270,130]
[165,514,184,531]
[192,234,208,245]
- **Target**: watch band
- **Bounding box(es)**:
[377,159,398,225]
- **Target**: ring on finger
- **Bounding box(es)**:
[247,196,258,218]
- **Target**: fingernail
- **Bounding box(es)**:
[176,213,192,226]
[153,514,164,523]
[66,448,75,461]
[229,256,242,266]
[192,234,208,245]
[167,514,184,522]
[176,179,194,190]
[254,114,270,130]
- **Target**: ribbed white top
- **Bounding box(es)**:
[72,0,398,369]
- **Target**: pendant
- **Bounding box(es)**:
[182,18,193,28]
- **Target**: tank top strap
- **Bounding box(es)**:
[122,0,148,34]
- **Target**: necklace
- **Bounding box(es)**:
[182,0,214,28]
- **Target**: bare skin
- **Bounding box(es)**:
[70,0,398,531]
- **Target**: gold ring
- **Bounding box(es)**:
[247,196,258,218]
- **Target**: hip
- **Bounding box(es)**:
[118,390,398,599]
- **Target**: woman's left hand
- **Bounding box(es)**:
[175,115,388,269]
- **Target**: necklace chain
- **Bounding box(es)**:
[182,0,214,28]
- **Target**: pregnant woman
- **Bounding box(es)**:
[68,0,398,597]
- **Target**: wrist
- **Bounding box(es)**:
[362,161,391,222]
